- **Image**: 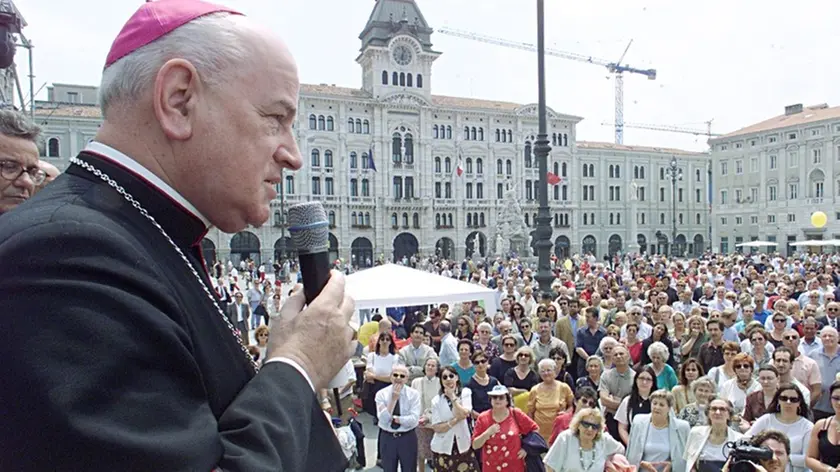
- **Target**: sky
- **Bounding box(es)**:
[17,0,840,151]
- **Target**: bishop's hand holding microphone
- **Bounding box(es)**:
[267,201,357,391]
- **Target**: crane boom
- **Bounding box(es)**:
[436,26,656,145]
[600,120,723,137]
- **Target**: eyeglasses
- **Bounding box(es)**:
[735,364,752,370]
[0,160,46,185]
[579,420,600,431]
[778,395,800,403]
[709,406,729,413]
[774,318,786,323]
[517,354,530,359]
[391,373,406,379]
[490,396,506,401]
[441,374,457,380]
[475,359,488,365]
[503,343,515,347]
[783,335,798,340]
[637,376,653,383]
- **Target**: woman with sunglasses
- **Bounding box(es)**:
[616,366,658,446]
[805,380,840,471]
[466,351,500,420]
[718,353,760,419]
[672,359,705,413]
[472,322,499,362]
[362,332,398,417]
[472,385,539,472]
[430,366,478,471]
[768,313,789,348]
[626,389,690,472]
[456,315,475,342]
[706,341,741,391]
[488,334,518,381]
[747,383,813,472]
[544,407,625,472]
[550,347,574,389]
[549,386,599,446]
[684,397,744,472]
[510,302,526,333]
[504,346,539,411]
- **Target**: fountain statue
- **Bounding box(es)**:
[493,184,531,258]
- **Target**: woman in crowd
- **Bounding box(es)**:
[253,325,270,364]
[544,407,626,472]
[646,341,678,391]
[740,365,779,431]
[453,339,476,385]
[597,336,618,368]
[472,385,539,472]
[747,383,813,472]
[672,359,705,413]
[706,341,741,389]
[510,302,527,332]
[504,345,539,411]
[518,318,537,347]
[640,323,676,370]
[605,323,621,341]
[545,303,559,323]
[684,397,744,472]
[768,312,789,348]
[412,357,441,471]
[806,380,840,471]
[550,347,575,389]
[362,332,397,416]
[472,322,499,362]
[626,389,690,472]
[488,334,518,380]
[677,377,717,427]
[576,355,604,392]
[430,366,477,471]
[670,312,687,365]
[528,358,575,440]
[680,315,708,361]
[534,304,548,323]
[745,327,773,369]
[550,386,599,445]
[617,366,658,445]
[265,292,283,320]
[465,350,499,419]
[455,315,475,341]
[718,352,760,418]
[624,322,644,366]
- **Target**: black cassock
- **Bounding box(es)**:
[0,151,346,471]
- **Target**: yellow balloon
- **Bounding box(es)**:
[564,259,573,270]
[811,211,828,228]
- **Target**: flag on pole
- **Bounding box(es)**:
[455,155,464,177]
[546,172,563,185]
[368,147,377,172]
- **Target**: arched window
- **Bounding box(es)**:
[392,133,402,163]
[402,213,409,227]
[552,133,557,146]
[407,74,413,87]
[476,158,483,174]
[412,213,419,228]
[506,159,512,175]
[634,166,639,179]
[351,211,357,225]
[364,212,371,226]
[417,74,423,88]
[399,72,406,86]
[467,213,473,227]
[563,134,568,146]
[404,133,414,164]
[310,149,320,167]
[478,128,484,141]
[553,162,559,175]
[434,125,439,139]
[363,119,370,134]
[434,157,441,173]
[308,115,316,130]
[381,70,388,85]
[615,165,620,178]
[324,150,333,168]
[391,213,398,227]
[640,166,645,179]
[436,214,441,227]
[445,157,452,173]
[466,158,473,174]
[361,152,369,169]
[470,127,477,140]
[361,179,370,196]
[447,214,453,226]
[355,119,362,132]
[495,129,501,141]
[350,178,358,196]
[317,115,325,130]
[497,159,503,175]
[350,151,358,169]
[446,125,452,139]
[609,165,614,178]
[328,211,336,227]
[348,118,355,133]
[507,130,512,142]
[392,71,398,85]
[479,213,485,226]
[47,137,60,157]
[285,175,295,194]
[326,116,334,131]
[464,126,470,140]
[524,141,532,168]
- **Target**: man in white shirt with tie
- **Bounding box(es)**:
[375,364,421,472]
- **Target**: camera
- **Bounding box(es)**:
[726,439,774,472]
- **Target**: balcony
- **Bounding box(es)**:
[808,197,824,205]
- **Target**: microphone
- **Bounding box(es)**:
[287,201,353,390]
[287,201,332,304]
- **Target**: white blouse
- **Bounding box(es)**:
[411,376,442,422]
[544,428,625,472]
[430,389,473,454]
[366,353,398,377]
[747,414,813,472]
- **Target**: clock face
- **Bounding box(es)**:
[392,45,413,66]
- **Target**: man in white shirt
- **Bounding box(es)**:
[375,364,421,472]
[531,318,569,363]
[438,321,459,367]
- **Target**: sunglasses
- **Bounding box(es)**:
[503,343,516,347]
[774,319,786,323]
[475,359,488,365]
[517,354,531,359]
[709,406,729,413]
[578,399,596,408]
[392,373,406,379]
[735,364,752,370]
[579,420,600,431]
[490,396,507,401]
[784,335,798,340]
[441,374,458,380]
[778,395,800,403]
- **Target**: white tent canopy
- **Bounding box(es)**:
[346,264,497,320]
[790,240,840,247]
[735,241,777,248]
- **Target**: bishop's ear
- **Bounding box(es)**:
[153,58,200,141]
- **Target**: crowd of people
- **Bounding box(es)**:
[336,250,840,472]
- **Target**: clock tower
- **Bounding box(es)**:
[356,0,440,101]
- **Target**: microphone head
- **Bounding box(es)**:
[286,201,329,255]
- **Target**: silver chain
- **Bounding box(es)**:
[70,156,259,372]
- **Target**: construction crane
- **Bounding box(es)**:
[600,120,722,138]
[436,26,657,145]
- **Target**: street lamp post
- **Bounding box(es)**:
[665,156,682,256]
[533,0,554,298]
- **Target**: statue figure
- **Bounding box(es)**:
[630,182,639,202]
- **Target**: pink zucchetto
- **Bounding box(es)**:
[104,0,243,69]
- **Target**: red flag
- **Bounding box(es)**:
[455,155,464,177]
[547,172,561,185]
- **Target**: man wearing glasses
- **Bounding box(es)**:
[0,110,42,216]
[375,364,421,472]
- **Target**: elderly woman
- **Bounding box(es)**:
[740,365,779,431]
[681,315,708,361]
[576,355,604,392]
[677,377,717,428]
[747,383,813,472]
[504,346,540,411]
[550,386,599,445]
[596,336,619,368]
[544,407,626,472]
[472,385,539,472]
[684,397,744,471]
[640,323,676,370]
[472,322,499,362]
[718,352,760,418]
[672,359,704,413]
[626,390,690,472]
[412,357,441,471]
[430,366,477,471]
[744,327,773,369]
[528,358,575,440]
[646,341,678,391]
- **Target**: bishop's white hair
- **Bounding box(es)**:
[99,13,253,118]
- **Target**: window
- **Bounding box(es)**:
[417,74,423,88]
[391,213,398,227]
[434,157,441,173]
[720,161,728,175]
[812,128,822,137]
[466,158,473,174]
[350,151,357,169]
[478,128,484,141]
[695,213,701,224]
[405,177,414,198]
[311,177,321,195]
[720,190,728,204]
[735,216,743,225]
[317,115,325,130]
[750,187,758,202]
[735,189,743,203]
[393,177,403,199]
[403,134,414,164]
[476,158,483,174]
[413,213,420,228]
[767,214,776,223]
[735,143,742,149]
[695,169,701,181]
[768,185,777,201]
[678,188,684,202]
[769,154,777,169]
[506,160,512,175]
[325,177,334,196]
[382,70,388,85]
[496,159,503,175]
[768,136,777,143]
[750,215,758,225]
[720,237,729,254]
[582,163,588,177]
[660,167,665,180]
[392,133,402,163]
[285,175,295,194]
[721,217,727,225]
[788,150,798,167]
[695,189,701,203]
[659,187,665,202]
[750,157,758,173]
[735,160,743,174]
[310,149,320,167]
[445,182,452,198]
[678,213,684,224]
[660,213,665,225]
[477,183,484,199]
[814,181,824,198]
[348,118,355,133]
[399,73,405,86]
[392,71,398,85]
[308,115,316,130]
[407,74,413,87]
[445,157,452,173]
[350,179,358,196]
[46,137,60,157]
[497,183,504,199]
[363,120,370,134]
[466,183,473,199]
[788,132,797,140]
[361,152,370,169]
[526,181,533,200]
[638,186,645,201]
[788,183,798,199]
[524,141,532,168]
[361,179,370,196]
[787,214,796,223]
[324,150,333,168]
[435,182,441,198]
[813,148,822,164]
